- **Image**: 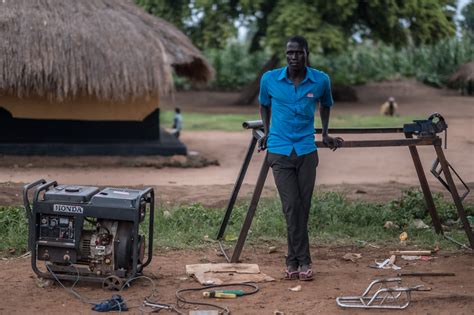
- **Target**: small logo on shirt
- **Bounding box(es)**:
[306,93,314,97]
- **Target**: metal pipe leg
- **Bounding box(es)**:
[434,145,474,248]
[405,133,443,233]
[231,156,270,262]
[217,136,257,240]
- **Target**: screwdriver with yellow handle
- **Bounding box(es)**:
[202,290,244,299]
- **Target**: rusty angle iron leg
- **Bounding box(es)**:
[434,145,474,249]
[405,133,443,234]
[216,136,258,240]
[230,156,270,262]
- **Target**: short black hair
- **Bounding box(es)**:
[175,107,181,113]
[287,35,309,53]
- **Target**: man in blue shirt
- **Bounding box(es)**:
[259,35,343,281]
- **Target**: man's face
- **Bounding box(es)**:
[286,41,307,72]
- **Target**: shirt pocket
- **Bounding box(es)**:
[296,98,316,120]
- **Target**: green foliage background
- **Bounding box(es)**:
[138,0,471,90]
[314,36,474,87]
[175,36,473,90]
[136,0,457,52]
[461,1,474,36]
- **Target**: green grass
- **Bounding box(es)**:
[3,189,472,255]
[0,206,28,254]
[152,189,473,250]
[161,111,259,131]
[161,111,421,131]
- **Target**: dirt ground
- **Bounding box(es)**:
[1,80,472,192]
[0,79,473,314]
[1,246,473,314]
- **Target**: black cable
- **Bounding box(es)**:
[175,282,259,315]
[46,264,259,314]
[46,263,157,312]
[45,263,105,306]
[217,240,231,263]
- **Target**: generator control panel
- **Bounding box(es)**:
[39,214,75,241]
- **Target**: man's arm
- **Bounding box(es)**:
[320,105,343,151]
[259,105,271,150]
[173,117,178,129]
[258,73,271,151]
[319,74,343,151]
[320,105,330,137]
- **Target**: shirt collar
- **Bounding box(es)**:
[277,66,317,83]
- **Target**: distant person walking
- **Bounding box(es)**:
[380,97,398,116]
[172,107,183,138]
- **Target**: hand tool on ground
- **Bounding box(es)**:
[203,292,237,299]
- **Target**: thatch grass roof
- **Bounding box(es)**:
[449,61,474,83]
[0,0,213,102]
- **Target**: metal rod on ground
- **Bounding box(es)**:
[390,250,433,256]
[216,136,258,241]
[397,272,455,277]
[434,145,474,249]
[230,157,270,263]
[444,235,472,250]
[405,133,443,234]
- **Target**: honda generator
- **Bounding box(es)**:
[23,179,154,290]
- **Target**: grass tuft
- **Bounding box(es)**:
[0,206,28,253]
[2,189,472,255]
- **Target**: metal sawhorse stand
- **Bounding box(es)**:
[217,116,473,262]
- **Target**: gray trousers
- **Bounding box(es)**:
[267,150,318,267]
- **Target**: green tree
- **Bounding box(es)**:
[136,0,248,49]
[135,0,191,30]
[461,1,474,36]
[263,0,456,54]
[136,0,456,52]
[237,0,456,103]
[136,0,458,102]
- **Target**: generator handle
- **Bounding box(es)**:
[138,187,154,268]
[23,179,47,219]
[33,180,58,206]
[139,187,154,199]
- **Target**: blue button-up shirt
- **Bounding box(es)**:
[259,66,333,156]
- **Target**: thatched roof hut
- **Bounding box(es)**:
[448,61,474,95]
[0,0,212,102]
[0,0,213,154]
[449,61,474,83]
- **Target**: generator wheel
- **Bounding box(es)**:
[102,275,123,291]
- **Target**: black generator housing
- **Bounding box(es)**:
[23,179,154,287]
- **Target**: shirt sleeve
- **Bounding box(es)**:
[258,72,271,107]
[320,74,334,108]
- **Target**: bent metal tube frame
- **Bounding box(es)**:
[336,278,430,309]
[217,119,473,263]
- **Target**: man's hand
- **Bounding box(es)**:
[323,134,344,151]
[258,134,268,151]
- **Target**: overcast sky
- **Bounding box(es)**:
[457,0,470,17]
